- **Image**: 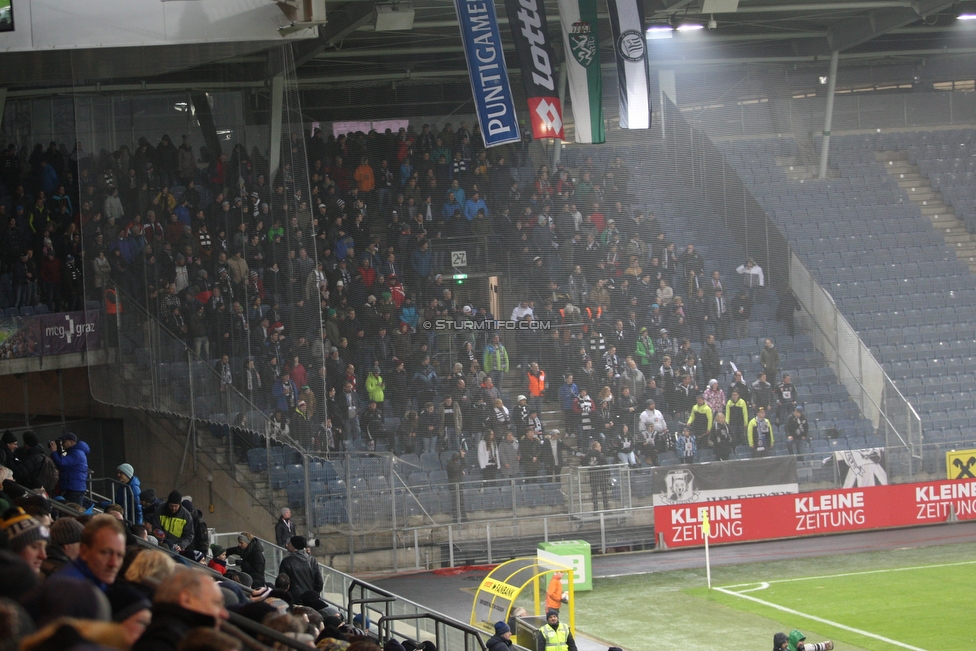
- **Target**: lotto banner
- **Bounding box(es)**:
[655,479,976,549]
[502,0,564,139]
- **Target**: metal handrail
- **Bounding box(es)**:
[98,281,308,453]
[224,612,316,651]
[790,255,922,451]
[377,613,488,651]
[88,476,137,523]
[348,578,398,628]
[215,531,495,648]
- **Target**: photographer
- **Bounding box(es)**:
[773,630,833,651]
[48,432,90,505]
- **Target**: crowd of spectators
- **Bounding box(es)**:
[2,121,803,489]
[0,427,424,651]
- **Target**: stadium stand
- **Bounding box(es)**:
[715,131,976,460]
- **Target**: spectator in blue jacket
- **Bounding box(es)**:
[410,240,433,284]
[464,191,488,222]
[115,463,143,525]
[272,372,299,413]
[48,432,89,505]
[40,159,59,194]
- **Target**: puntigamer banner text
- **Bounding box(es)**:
[453,0,521,147]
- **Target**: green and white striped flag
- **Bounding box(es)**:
[557,0,605,144]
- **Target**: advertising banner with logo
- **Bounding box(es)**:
[651,457,799,506]
[502,0,564,139]
[39,311,101,355]
[946,448,976,480]
[0,310,101,358]
[834,448,887,487]
[557,0,604,143]
[453,0,521,147]
[606,0,652,129]
[655,479,976,549]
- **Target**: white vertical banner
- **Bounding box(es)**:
[606,0,652,129]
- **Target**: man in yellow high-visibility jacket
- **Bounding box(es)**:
[537,610,577,651]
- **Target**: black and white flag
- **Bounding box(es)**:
[606,0,652,129]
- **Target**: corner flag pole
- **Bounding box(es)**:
[700,507,711,589]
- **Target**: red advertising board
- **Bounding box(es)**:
[654,479,976,549]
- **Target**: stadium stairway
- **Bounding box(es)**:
[876,149,976,273]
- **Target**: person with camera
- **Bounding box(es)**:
[278,534,323,603]
[48,432,89,505]
[773,630,833,651]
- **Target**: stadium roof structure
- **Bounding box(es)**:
[3,1,976,116]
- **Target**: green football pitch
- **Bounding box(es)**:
[571,540,976,651]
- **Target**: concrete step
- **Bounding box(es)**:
[876,150,909,161]
[885,162,915,174]
[944,233,973,245]
[903,188,938,201]
[895,180,926,190]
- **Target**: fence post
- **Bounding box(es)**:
[448,525,454,567]
[599,511,606,554]
[414,529,420,570]
[486,524,492,564]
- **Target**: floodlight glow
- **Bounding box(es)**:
[676,23,704,31]
[646,25,673,39]
[958,13,976,19]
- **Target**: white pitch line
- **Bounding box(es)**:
[720,558,976,590]
[713,586,928,651]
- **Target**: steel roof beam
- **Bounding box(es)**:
[823,0,959,53]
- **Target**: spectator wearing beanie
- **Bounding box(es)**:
[140,487,163,521]
[148,490,195,552]
[278,535,323,602]
[226,532,266,588]
[115,463,143,524]
[0,507,49,575]
[487,621,513,651]
[209,544,228,575]
[55,514,127,592]
[41,516,84,577]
